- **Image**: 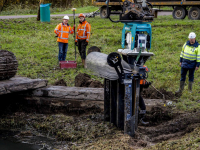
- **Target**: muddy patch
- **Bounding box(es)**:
[142,87,176,100]
[75,73,103,88]
[136,110,200,143]
[53,79,67,86]
[144,105,175,126]
[0,102,200,149]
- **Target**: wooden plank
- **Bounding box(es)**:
[144,99,173,111]
[150,1,200,5]
[23,97,104,110]
[26,86,104,101]
[0,76,48,95]
[21,86,104,111]
[26,86,171,110]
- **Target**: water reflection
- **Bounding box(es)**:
[0,138,42,150]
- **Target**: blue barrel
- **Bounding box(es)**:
[40,3,51,22]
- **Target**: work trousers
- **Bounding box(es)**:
[58,42,68,61]
[180,67,195,82]
[78,39,87,59]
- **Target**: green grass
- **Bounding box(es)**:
[51,6,99,14]
[1,14,200,111]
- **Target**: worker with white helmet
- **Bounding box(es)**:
[54,15,75,61]
[176,32,200,94]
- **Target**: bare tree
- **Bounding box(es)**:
[37,0,44,21]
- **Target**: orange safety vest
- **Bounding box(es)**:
[54,23,74,43]
[75,20,91,42]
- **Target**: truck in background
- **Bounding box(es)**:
[92,0,200,20]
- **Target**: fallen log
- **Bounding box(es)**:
[0,76,48,95]
[21,86,171,112]
[27,86,104,101]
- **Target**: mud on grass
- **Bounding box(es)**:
[0,103,200,149]
[142,87,176,100]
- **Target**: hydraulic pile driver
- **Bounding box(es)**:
[86,0,155,136]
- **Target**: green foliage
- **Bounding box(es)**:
[0,4,39,15]
[0,5,98,15]
[0,0,93,12]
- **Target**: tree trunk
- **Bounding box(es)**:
[37,0,44,21]
[0,0,7,12]
[36,4,40,21]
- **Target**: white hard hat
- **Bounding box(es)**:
[63,15,69,20]
[188,32,196,39]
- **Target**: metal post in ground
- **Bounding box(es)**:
[72,8,76,61]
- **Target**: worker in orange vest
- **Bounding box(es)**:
[139,66,151,125]
[54,15,75,61]
[75,13,91,68]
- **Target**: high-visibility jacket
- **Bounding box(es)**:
[54,23,74,43]
[180,40,200,68]
[75,20,91,42]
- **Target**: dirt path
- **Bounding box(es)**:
[157,11,172,16]
[0,14,84,19]
[0,11,172,19]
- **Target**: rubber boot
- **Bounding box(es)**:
[139,110,149,125]
[188,82,193,93]
[82,59,86,68]
[176,81,185,94]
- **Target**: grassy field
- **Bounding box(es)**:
[1,8,200,149]
[1,13,200,111]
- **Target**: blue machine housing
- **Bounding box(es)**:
[121,22,152,51]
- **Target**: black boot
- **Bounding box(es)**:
[188,82,193,93]
[175,81,185,93]
[139,110,149,125]
[175,81,185,97]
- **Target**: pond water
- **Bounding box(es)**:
[0,138,42,150]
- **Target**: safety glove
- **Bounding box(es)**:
[144,81,151,88]
[75,42,78,46]
[84,41,88,46]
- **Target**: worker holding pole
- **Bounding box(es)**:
[72,8,77,61]
[75,13,91,68]
[54,16,75,61]
[176,32,200,94]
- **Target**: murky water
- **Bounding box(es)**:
[0,138,42,150]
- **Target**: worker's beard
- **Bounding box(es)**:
[190,41,195,45]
